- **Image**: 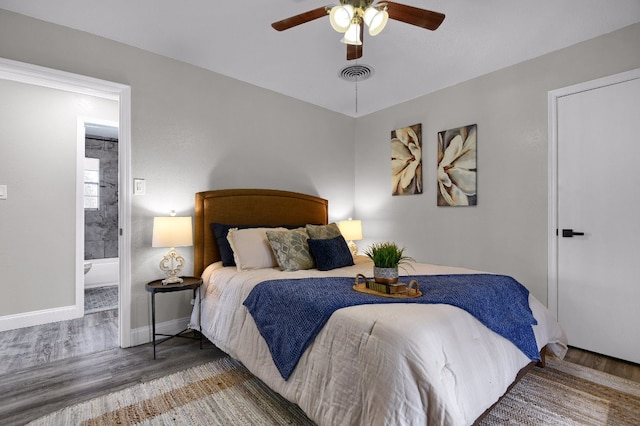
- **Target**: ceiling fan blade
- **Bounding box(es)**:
[346,24,364,60]
[346,43,363,60]
[271,6,329,31]
[385,1,445,31]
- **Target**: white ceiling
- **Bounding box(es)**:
[2,0,639,117]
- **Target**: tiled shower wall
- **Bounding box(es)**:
[85,136,118,260]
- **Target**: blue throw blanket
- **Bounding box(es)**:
[243,274,539,380]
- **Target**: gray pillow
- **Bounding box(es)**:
[266,228,315,271]
[305,223,342,239]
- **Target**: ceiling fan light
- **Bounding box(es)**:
[330,5,354,33]
[341,22,362,45]
[363,7,388,36]
[362,7,377,26]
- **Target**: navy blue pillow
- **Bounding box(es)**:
[308,235,354,271]
[211,223,258,267]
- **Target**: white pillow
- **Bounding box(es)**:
[226,227,285,271]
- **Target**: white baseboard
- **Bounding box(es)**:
[129,316,191,347]
[0,305,82,332]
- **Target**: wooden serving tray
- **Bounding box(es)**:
[353,274,422,299]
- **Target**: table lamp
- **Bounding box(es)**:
[152,215,193,284]
[338,218,363,256]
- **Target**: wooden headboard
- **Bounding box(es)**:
[194,189,329,276]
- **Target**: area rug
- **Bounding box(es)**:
[28,356,640,425]
[479,357,640,425]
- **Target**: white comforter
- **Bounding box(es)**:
[189,257,567,425]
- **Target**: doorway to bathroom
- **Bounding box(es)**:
[0,57,132,355]
[82,122,119,350]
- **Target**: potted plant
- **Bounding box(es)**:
[363,241,414,284]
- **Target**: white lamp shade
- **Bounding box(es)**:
[363,7,388,36]
[338,219,363,241]
[152,216,193,248]
[341,23,362,45]
[330,5,354,33]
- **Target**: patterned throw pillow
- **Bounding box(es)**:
[305,223,342,239]
[266,228,315,271]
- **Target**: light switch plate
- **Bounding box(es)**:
[133,179,145,195]
[0,185,6,200]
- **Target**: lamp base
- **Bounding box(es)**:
[159,248,186,285]
[162,276,184,285]
[347,240,358,257]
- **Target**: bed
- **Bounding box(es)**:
[189,188,567,425]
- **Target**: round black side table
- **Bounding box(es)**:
[145,276,203,359]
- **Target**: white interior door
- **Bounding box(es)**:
[555,73,640,363]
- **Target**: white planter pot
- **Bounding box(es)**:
[373,266,399,284]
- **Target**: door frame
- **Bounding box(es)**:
[0,57,133,347]
[547,67,640,317]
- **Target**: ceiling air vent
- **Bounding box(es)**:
[339,64,374,82]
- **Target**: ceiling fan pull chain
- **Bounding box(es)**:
[339,62,372,114]
[355,75,358,114]
[355,58,359,114]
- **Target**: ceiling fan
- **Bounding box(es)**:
[272,0,445,60]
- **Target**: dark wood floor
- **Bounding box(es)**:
[1,310,639,426]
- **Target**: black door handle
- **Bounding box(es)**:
[562,229,585,238]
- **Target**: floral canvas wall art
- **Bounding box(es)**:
[391,123,422,195]
[437,124,477,206]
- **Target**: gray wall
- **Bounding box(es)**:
[0,9,355,329]
[354,23,640,304]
